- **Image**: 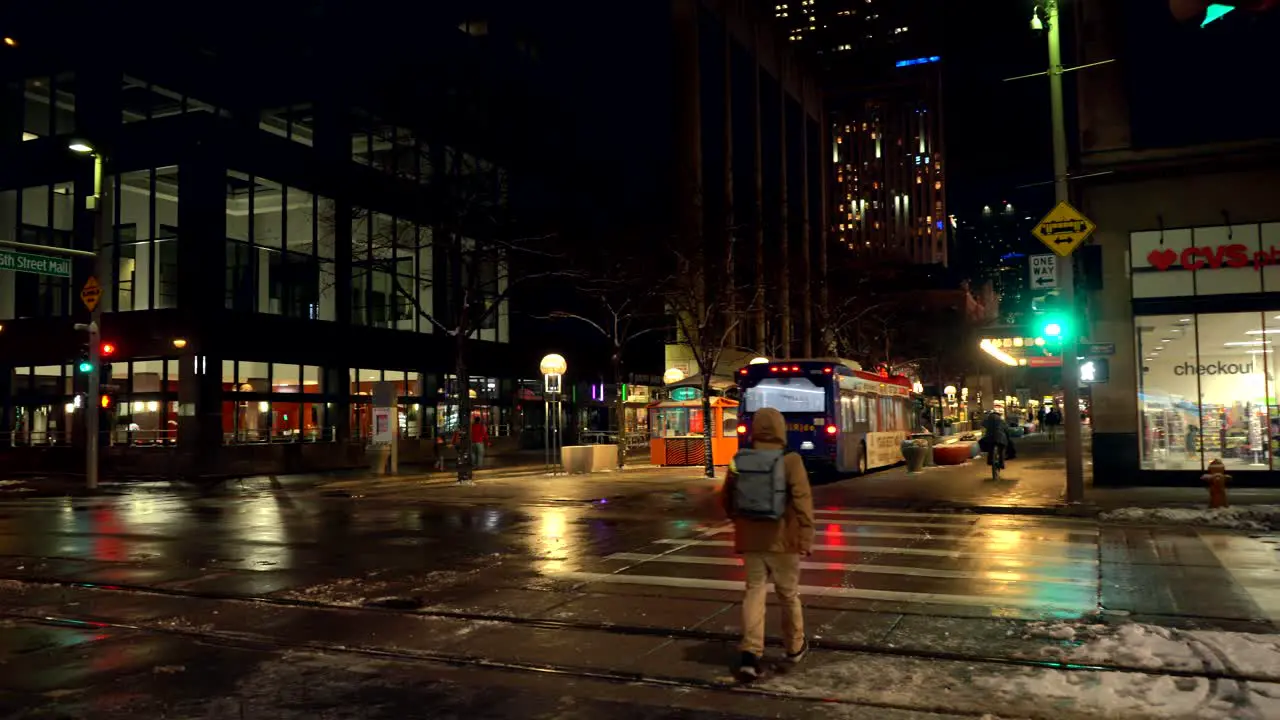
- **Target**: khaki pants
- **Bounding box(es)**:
[740,552,804,656]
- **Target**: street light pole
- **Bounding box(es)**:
[1044,0,1085,503]
[84,152,107,490]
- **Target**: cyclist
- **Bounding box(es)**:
[980,410,1010,478]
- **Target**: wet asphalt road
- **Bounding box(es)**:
[1,462,1278,719]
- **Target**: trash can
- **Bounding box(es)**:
[901,438,930,473]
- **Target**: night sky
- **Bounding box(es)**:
[941,0,1056,219]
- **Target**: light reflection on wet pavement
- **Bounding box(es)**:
[0,472,1276,719]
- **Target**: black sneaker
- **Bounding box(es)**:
[785,639,809,664]
[736,652,761,682]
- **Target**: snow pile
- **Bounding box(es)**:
[1028,621,1280,682]
[1037,623,1203,672]
[761,621,1280,718]
[1099,505,1280,531]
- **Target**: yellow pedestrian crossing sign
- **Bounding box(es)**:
[1032,201,1096,257]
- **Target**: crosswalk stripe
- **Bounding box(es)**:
[652,538,1098,564]
[810,510,1100,532]
[603,552,1096,586]
[707,527,1095,547]
[802,517,1100,536]
[555,571,1096,612]
[812,509,977,521]
[804,518,980,529]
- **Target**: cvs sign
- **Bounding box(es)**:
[1147,243,1280,272]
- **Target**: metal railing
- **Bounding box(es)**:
[578,430,648,451]
[223,427,337,445]
[3,430,73,447]
[110,428,177,446]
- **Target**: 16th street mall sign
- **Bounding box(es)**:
[0,248,72,278]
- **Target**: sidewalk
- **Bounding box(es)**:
[818,432,1280,516]
[0,456,679,498]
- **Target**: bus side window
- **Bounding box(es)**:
[841,394,852,430]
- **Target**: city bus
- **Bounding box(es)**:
[735,359,916,474]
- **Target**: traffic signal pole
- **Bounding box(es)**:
[1046,1,1085,503]
[84,153,107,491]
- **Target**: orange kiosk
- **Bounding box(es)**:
[647,395,740,467]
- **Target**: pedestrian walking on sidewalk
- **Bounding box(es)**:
[720,407,815,682]
[431,430,445,471]
[1045,407,1062,442]
[470,416,490,470]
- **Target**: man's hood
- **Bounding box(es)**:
[752,407,786,448]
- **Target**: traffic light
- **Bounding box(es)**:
[77,344,92,373]
[1040,313,1071,341]
[1081,359,1110,384]
[100,394,112,409]
[100,342,116,358]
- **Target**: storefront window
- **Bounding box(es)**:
[1137,312,1273,471]
[651,407,705,438]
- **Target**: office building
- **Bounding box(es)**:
[776,0,947,265]
[542,0,827,371]
[0,1,614,475]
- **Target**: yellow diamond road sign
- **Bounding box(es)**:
[1032,201,1096,257]
[80,276,102,312]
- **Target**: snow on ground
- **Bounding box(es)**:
[1099,505,1280,531]
[276,569,478,607]
[1025,620,1280,682]
[761,621,1280,718]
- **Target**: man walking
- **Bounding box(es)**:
[721,407,815,681]
[1045,406,1062,443]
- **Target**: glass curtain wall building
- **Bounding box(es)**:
[0,3,550,474]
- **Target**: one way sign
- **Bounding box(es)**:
[1030,254,1058,290]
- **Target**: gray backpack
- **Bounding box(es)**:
[731,448,788,520]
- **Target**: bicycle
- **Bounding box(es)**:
[987,444,1006,481]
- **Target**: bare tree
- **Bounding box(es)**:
[546,262,667,469]
[664,243,761,479]
[324,146,567,483]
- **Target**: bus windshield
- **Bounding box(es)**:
[743,377,826,413]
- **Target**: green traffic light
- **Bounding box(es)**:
[78,361,93,373]
[1202,4,1235,27]
[1044,323,1062,337]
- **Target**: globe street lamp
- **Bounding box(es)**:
[540,354,567,473]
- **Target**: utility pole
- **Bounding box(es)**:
[68,142,109,491]
[1045,0,1085,503]
[85,152,107,491]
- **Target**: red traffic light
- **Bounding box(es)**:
[100,342,116,357]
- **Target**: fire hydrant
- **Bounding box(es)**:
[1201,458,1231,508]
